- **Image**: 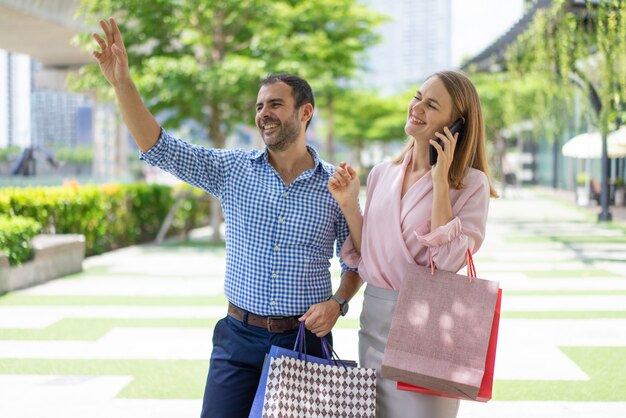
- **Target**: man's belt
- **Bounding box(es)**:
[227,302,301,333]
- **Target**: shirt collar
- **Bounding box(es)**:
[250,145,325,174]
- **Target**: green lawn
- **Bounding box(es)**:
[494,347,626,401]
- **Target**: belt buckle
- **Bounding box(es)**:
[267,316,286,333]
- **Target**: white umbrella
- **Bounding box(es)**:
[611,126,626,147]
[562,127,626,159]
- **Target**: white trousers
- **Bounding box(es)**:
[359,284,460,418]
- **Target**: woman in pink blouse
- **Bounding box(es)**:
[329,70,498,418]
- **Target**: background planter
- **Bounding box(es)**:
[0,234,85,293]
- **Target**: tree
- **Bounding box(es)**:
[471,72,544,188]
[333,89,406,169]
[498,0,626,220]
[72,0,383,239]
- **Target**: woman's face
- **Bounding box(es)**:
[404,76,455,142]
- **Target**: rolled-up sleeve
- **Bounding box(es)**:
[416,175,490,273]
[339,234,361,269]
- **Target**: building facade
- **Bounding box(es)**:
[362,0,453,94]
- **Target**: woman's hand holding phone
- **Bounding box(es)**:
[430,118,464,186]
[429,117,464,166]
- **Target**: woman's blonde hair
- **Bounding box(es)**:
[393,70,498,197]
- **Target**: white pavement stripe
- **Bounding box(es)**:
[0,374,132,402]
[477,262,614,272]
[0,299,364,329]
[0,328,360,362]
[496,343,589,380]
[0,306,228,322]
[0,315,61,329]
[3,398,624,418]
[0,328,212,360]
[0,321,609,384]
[0,396,202,418]
[458,401,626,418]
[502,295,626,311]
[485,318,626,381]
[493,278,626,291]
[19,278,225,296]
[501,319,626,346]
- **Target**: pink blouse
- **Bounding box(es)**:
[341,150,490,290]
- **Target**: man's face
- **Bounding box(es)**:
[255,82,302,152]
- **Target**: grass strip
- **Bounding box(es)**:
[494,347,626,401]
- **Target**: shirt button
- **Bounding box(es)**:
[274,245,279,251]
[283,192,288,197]
[278,217,284,223]
[271,273,278,279]
[271,301,277,306]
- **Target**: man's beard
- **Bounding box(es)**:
[261,112,301,152]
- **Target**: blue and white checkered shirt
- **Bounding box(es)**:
[141,129,357,316]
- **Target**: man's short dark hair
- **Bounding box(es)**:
[261,73,315,129]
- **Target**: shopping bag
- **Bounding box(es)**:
[397,288,502,402]
[381,250,500,400]
[262,354,377,417]
[248,323,359,418]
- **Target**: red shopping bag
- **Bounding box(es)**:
[397,287,502,402]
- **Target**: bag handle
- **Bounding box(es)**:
[466,249,477,280]
[294,323,350,367]
[321,338,353,368]
[293,322,308,360]
[427,247,477,282]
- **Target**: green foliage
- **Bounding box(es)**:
[499,0,626,141]
[54,147,93,165]
[0,183,210,257]
[72,0,384,149]
[471,72,542,140]
[0,215,42,266]
[334,89,406,146]
[0,146,22,164]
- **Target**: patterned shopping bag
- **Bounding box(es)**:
[248,324,359,418]
[262,356,376,418]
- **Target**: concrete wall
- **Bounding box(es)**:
[0,234,85,293]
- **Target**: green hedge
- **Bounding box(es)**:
[0,215,41,265]
[0,183,210,257]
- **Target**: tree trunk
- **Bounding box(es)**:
[326,95,335,164]
[354,140,363,170]
[207,10,227,242]
[208,101,225,242]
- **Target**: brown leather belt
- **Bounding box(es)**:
[227,302,301,333]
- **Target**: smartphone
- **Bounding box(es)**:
[429,117,465,166]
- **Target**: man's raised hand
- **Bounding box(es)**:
[92,17,130,87]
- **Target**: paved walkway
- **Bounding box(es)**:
[1,186,625,417]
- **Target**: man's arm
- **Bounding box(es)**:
[299,270,363,338]
[92,18,160,152]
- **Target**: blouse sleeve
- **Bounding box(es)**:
[340,235,361,268]
[415,172,490,273]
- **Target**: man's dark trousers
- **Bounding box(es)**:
[200,315,332,418]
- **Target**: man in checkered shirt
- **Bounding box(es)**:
[93,18,362,418]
